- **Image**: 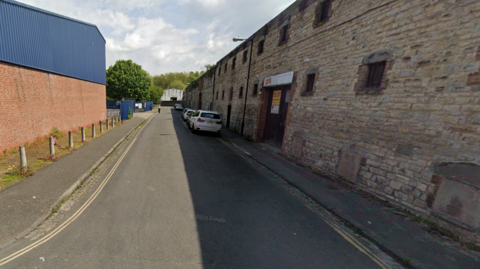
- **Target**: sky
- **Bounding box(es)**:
[19,0,295,76]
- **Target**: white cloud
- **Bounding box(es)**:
[17,0,295,75]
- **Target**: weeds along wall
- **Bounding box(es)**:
[0,62,106,153]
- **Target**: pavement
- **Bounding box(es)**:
[0,111,155,249]
[219,129,480,269]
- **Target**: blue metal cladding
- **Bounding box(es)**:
[0,0,106,84]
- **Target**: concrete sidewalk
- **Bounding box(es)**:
[0,112,155,248]
[220,130,480,269]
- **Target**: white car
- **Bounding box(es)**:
[182,108,196,121]
[174,104,183,110]
[188,110,222,135]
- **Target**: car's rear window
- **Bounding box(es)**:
[200,113,220,119]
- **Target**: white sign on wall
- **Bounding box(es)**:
[263,71,294,87]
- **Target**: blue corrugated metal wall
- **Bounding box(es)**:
[120,101,134,121]
[0,0,106,84]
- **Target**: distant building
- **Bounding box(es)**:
[161,89,184,101]
[0,0,106,152]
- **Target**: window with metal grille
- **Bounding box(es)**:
[253,84,258,96]
[279,25,288,44]
[232,57,236,70]
[258,40,264,55]
[243,50,248,63]
[366,61,386,88]
[314,0,332,25]
[239,86,243,98]
[306,74,315,92]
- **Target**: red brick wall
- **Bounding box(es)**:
[0,62,106,153]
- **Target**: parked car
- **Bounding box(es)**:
[182,109,196,121]
[174,104,183,110]
[188,110,222,135]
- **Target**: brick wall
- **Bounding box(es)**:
[0,62,106,152]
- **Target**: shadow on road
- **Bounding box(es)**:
[168,108,380,269]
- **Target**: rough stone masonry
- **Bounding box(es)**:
[189,0,480,243]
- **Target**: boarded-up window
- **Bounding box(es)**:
[314,0,332,26]
[306,74,315,92]
[366,61,386,88]
[258,40,265,54]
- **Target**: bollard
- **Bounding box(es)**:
[19,145,27,172]
[111,117,114,128]
[106,119,110,130]
[69,131,73,149]
[100,121,103,133]
[158,107,161,113]
[92,124,96,138]
[118,114,121,124]
[81,127,85,142]
[49,136,55,157]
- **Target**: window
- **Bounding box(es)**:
[222,90,225,100]
[224,63,227,72]
[366,61,386,88]
[200,113,221,119]
[306,74,315,93]
[279,25,288,44]
[218,66,221,76]
[299,0,307,11]
[243,50,248,63]
[253,84,258,96]
[239,86,243,98]
[314,0,332,26]
[258,40,264,55]
[232,57,236,70]
[216,91,219,100]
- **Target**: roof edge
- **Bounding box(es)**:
[1,0,106,42]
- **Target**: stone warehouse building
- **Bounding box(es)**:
[190,0,480,242]
[0,0,106,153]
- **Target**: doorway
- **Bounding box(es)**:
[263,86,291,147]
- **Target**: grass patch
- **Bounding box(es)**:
[0,120,125,192]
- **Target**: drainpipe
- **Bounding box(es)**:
[240,39,254,137]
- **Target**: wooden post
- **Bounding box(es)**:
[100,121,103,133]
[81,127,85,142]
[92,124,96,138]
[106,119,110,130]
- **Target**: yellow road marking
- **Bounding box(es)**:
[0,117,153,267]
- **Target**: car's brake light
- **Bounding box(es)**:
[216,120,222,124]
[197,118,205,122]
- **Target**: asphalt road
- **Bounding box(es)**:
[0,109,383,269]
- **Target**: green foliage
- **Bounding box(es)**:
[128,107,133,119]
[152,70,206,90]
[149,84,163,104]
[106,60,151,101]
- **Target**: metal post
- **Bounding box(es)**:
[100,121,103,133]
[49,136,55,157]
[240,40,254,137]
[92,124,96,138]
[106,119,110,130]
[19,145,27,171]
[69,131,73,149]
[81,127,85,142]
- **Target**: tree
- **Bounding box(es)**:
[106,60,151,101]
[149,84,163,104]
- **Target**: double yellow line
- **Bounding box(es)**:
[306,204,393,269]
[0,119,147,267]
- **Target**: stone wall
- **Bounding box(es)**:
[0,62,106,153]
[198,0,480,240]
